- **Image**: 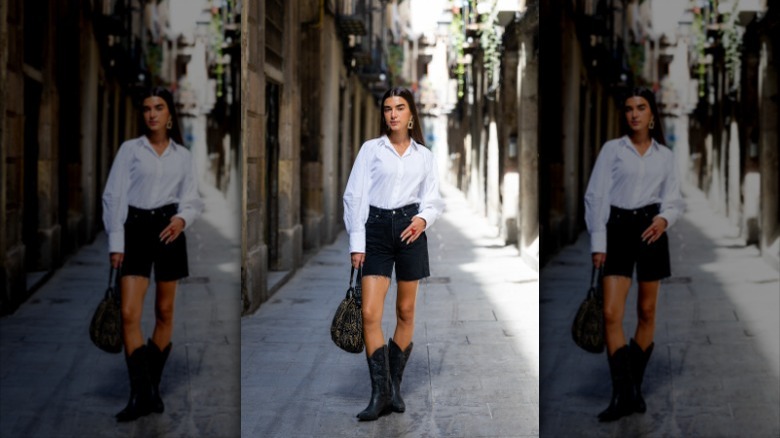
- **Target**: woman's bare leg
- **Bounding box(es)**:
[361,275,392,356]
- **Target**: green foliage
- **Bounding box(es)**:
[210,1,226,98]
[690,0,743,99]
[450,5,466,98]
[480,6,501,86]
[387,44,405,86]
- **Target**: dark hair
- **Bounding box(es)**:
[620,87,666,147]
[379,87,425,146]
[138,86,184,146]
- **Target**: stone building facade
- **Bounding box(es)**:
[539,0,778,269]
[241,0,393,314]
[0,0,239,314]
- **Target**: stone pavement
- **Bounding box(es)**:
[241,183,540,438]
[540,183,780,437]
[0,183,241,438]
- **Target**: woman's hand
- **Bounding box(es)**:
[641,216,668,244]
[160,216,186,244]
[401,216,427,245]
[351,252,365,269]
[110,252,124,268]
[592,252,606,269]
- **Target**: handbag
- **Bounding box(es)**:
[330,266,364,354]
[571,265,605,353]
[89,266,124,354]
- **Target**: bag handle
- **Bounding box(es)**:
[108,265,116,289]
[349,265,363,288]
[107,265,122,302]
[589,265,603,298]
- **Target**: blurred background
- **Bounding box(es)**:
[240,0,539,313]
[539,0,779,270]
[0,0,242,312]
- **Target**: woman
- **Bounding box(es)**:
[584,87,685,422]
[343,87,444,421]
[102,86,203,422]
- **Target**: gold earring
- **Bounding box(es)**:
[408,117,414,130]
[166,119,173,130]
[649,119,655,130]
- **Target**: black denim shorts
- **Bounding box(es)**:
[363,203,430,281]
[604,203,671,282]
[122,203,189,282]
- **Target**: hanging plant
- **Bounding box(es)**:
[387,44,405,86]
[479,6,501,87]
[450,4,466,98]
[691,5,707,98]
[210,1,226,98]
[720,2,742,87]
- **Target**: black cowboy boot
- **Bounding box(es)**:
[147,338,172,414]
[629,338,654,414]
[597,345,635,422]
[116,345,152,422]
[357,345,392,421]
[388,338,413,413]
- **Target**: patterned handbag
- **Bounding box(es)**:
[571,266,605,353]
[330,266,364,354]
[89,266,124,354]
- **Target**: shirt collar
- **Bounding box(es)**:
[620,135,659,156]
[380,135,420,156]
[140,135,175,157]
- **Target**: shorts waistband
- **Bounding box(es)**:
[610,203,660,217]
[128,203,178,219]
[369,203,420,217]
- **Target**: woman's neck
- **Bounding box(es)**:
[629,131,652,148]
[146,132,169,148]
[388,131,411,147]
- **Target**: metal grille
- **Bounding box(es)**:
[265,0,284,70]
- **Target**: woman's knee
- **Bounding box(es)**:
[121,304,142,326]
[637,302,656,324]
[362,306,382,326]
[603,306,624,327]
[396,301,416,324]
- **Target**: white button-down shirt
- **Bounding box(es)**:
[102,136,204,254]
[343,136,445,253]
[584,136,685,253]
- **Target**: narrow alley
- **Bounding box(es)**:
[540,182,780,437]
[0,186,241,438]
[241,182,540,437]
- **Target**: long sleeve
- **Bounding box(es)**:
[174,148,204,229]
[657,152,685,229]
[343,144,372,253]
[584,144,614,254]
[102,143,132,254]
[414,150,444,230]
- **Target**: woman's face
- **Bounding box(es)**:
[624,96,653,133]
[383,95,412,134]
[142,96,171,135]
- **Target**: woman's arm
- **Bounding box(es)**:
[102,142,132,255]
[343,142,372,254]
[173,148,204,230]
[414,150,444,231]
[584,143,615,255]
[656,151,685,230]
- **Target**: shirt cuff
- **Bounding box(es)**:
[414,212,434,231]
[349,231,366,254]
[590,231,607,254]
[108,231,125,254]
[657,212,675,230]
[173,213,194,230]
